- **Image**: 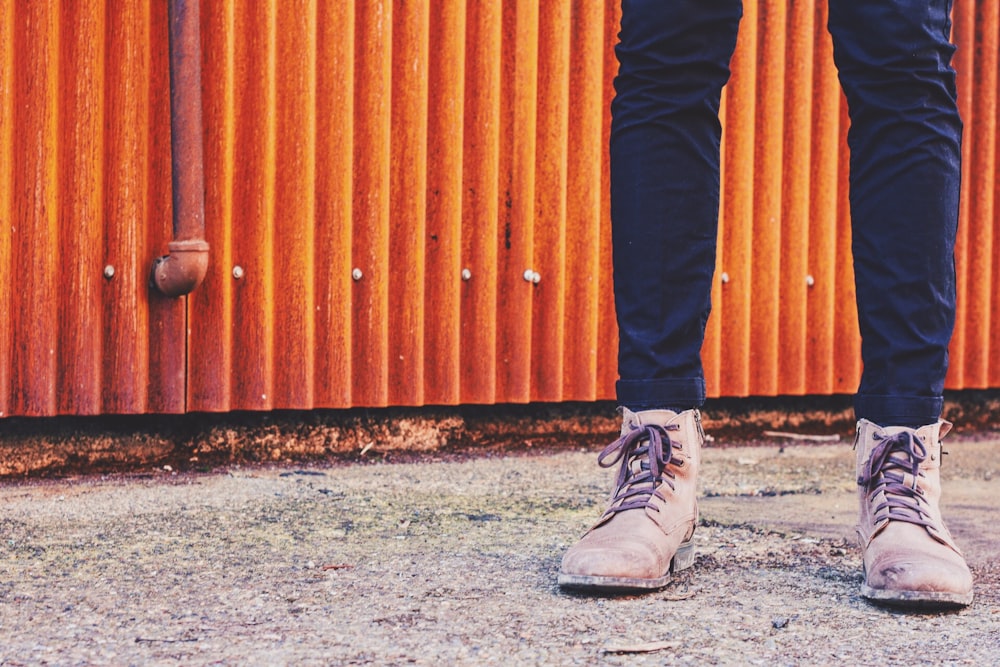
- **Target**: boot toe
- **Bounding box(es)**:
[560,539,662,581]
[863,548,973,607]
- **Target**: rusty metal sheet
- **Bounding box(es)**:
[351,0,392,407]
[12,2,59,416]
[272,0,318,409]
[718,0,757,398]
[3,1,1000,417]
[594,0,620,402]
[388,0,428,407]
[494,0,538,404]
[804,2,841,396]
[422,0,466,405]
[563,0,605,402]
[0,0,10,417]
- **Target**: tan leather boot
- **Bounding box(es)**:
[854,419,973,608]
[558,408,702,591]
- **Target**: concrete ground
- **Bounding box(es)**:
[1,429,998,665]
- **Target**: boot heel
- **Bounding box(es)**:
[671,540,695,572]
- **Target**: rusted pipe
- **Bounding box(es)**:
[151,0,209,298]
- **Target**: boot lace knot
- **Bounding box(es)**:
[597,422,683,517]
[858,430,934,529]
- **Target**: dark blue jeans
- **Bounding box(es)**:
[612,0,961,426]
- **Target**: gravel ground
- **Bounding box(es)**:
[1,435,998,665]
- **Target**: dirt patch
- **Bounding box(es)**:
[3,390,1000,479]
[2,444,998,665]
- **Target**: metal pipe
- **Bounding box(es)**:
[151,0,209,298]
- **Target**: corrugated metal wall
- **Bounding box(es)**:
[1,1,998,418]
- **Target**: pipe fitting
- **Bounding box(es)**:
[150,239,210,297]
[151,0,208,298]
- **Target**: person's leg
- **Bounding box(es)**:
[559,0,741,592]
[612,0,742,413]
[830,0,960,427]
[829,0,972,608]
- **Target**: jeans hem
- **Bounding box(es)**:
[616,378,706,411]
[853,394,944,426]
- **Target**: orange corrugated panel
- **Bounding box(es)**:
[13,2,60,415]
[962,0,998,388]
[804,0,840,395]
[6,2,182,417]
[105,0,144,413]
[8,0,1000,418]
[778,0,812,396]
[717,1,757,398]
[230,1,277,411]
[274,0,318,408]
[57,0,105,415]
[984,3,1000,387]
[594,0,620,401]
[495,0,537,403]
[388,0,428,407]
[352,0,392,407]
[530,0,570,402]
[949,0,975,390]
[750,0,785,396]
[458,1,498,404]
[188,0,236,411]
[418,0,466,404]
[146,0,186,414]
[0,0,11,418]
[562,0,604,401]
[313,0,354,408]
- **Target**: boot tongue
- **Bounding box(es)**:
[880,423,932,440]
[598,415,679,518]
[863,429,926,483]
[620,408,679,437]
[862,429,931,526]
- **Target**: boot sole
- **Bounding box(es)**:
[861,584,973,610]
[557,540,695,592]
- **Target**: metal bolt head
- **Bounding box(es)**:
[806,274,815,287]
[720,272,730,284]
[461,268,472,281]
[352,268,363,281]
[232,265,245,280]
[523,269,541,284]
[103,265,115,280]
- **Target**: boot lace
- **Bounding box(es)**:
[857,430,934,529]
[597,422,683,517]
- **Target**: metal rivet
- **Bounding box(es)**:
[720,272,730,284]
[103,265,115,280]
[806,274,815,287]
[523,269,540,284]
[352,268,364,281]
[461,268,472,281]
[232,265,245,280]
